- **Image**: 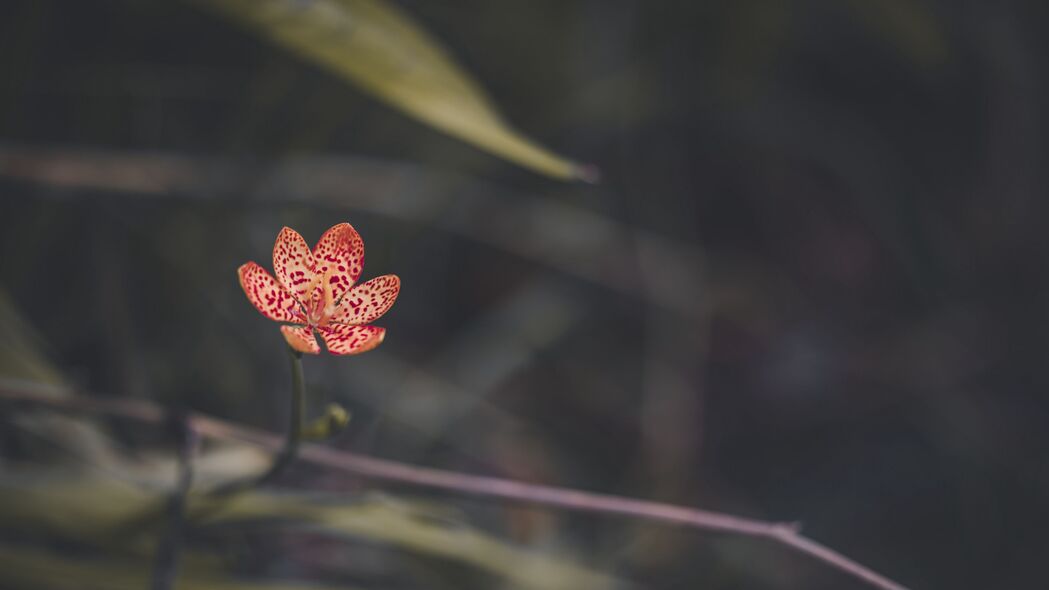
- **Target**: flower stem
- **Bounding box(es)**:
[211,346,306,496]
[253,346,305,487]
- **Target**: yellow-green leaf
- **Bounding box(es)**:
[201,0,591,181]
[197,491,621,590]
[0,469,620,590]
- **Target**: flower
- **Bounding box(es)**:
[238,223,400,355]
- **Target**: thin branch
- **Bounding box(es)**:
[0,145,705,318]
[149,409,197,590]
[0,382,910,590]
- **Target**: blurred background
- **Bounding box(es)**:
[1,0,1047,588]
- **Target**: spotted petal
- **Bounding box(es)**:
[281,325,320,354]
[238,262,299,322]
[273,227,317,302]
[317,324,386,355]
[312,222,365,302]
[330,275,400,325]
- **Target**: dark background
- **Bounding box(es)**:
[1,1,1047,588]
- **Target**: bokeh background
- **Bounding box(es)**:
[1,1,1047,589]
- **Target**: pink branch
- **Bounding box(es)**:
[0,383,910,590]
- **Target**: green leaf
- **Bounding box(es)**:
[201,0,592,181]
[196,491,622,590]
[0,289,63,385]
[0,464,623,590]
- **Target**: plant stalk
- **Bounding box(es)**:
[253,346,305,487]
[211,346,305,496]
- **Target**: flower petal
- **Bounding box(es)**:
[281,325,320,354]
[238,262,300,322]
[272,227,317,302]
[330,275,400,325]
[317,324,386,355]
[312,222,365,301]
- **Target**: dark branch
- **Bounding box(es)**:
[0,381,910,590]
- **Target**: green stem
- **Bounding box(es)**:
[253,346,305,487]
[211,346,305,496]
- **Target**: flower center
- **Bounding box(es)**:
[302,266,337,328]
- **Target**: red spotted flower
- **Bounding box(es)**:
[238,223,400,355]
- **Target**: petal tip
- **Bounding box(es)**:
[275,226,306,246]
[361,327,386,352]
[319,325,386,355]
[240,263,298,323]
[281,325,320,354]
[236,262,254,291]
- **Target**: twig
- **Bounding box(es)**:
[0,381,910,590]
[149,409,198,590]
[0,145,705,318]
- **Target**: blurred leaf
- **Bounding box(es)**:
[197,492,622,590]
[0,544,357,590]
[0,292,132,468]
[201,0,589,180]
[0,457,622,590]
[0,289,62,384]
[844,0,948,66]
[716,0,792,100]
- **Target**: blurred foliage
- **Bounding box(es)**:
[0,462,618,589]
[2,0,1049,588]
[0,546,358,590]
[201,0,588,180]
[0,293,617,589]
[0,289,63,384]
